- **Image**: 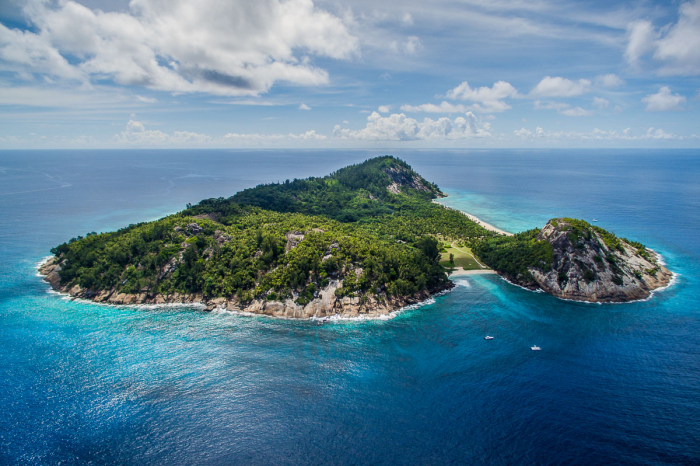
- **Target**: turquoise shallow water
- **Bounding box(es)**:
[1,149,699,465]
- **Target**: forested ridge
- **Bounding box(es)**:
[48,156,496,305]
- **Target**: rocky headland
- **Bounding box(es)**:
[489,218,673,302]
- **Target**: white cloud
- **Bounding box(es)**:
[114,120,325,146]
[534,100,569,111]
[405,36,423,54]
[530,76,591,97]
[624,1,700,75]
[446,80,519,101]
[401,81,521,115]
[220,100,277,106]
[0,0,358,96]
[592,97,610,109]
[514,126,683,141]
[401,13,414,26]
[559,107,591,117]
[624,20,657,67]
[332,111,491,141]
[378,105,390,113]
[642,127,677,139]
[115,120,172,145]
[0,22,84,81]
[390,36,423,55]
[298,103,311,110]
[514,127,534,138]
[223,133,286,143]
[400,101,467,113]
[534,100,590,116]
[289,129,326,140]
[136,95,156,103]
[595,74,625,88]
[641,86,686,111]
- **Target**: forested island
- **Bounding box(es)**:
[39,156,672,317]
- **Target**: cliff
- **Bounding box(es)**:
[487,218,672,302]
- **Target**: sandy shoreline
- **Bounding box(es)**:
[448,268,497,276]
[432,199,513,236]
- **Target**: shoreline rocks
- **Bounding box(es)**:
[38,257,454,319]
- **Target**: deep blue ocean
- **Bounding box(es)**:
[1,149,698,465]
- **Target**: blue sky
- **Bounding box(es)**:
[0,0,698,148]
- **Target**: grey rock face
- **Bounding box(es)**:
[521,219,672,302]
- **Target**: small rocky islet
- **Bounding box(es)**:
[39,156,672,317]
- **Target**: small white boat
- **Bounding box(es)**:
[592,219,598,222]
[531,345,541,351]
[484,336,494,340]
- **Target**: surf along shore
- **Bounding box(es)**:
[38,256,455,320]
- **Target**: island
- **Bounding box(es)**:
[39,156,672,317]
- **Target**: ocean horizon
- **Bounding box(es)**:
[1,149,699,465]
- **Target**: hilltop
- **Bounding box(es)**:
[39,156,494,318]
[474,218,672,302]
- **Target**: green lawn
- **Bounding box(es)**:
[439,242,486,271]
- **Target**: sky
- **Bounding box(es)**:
[0,0,699,149]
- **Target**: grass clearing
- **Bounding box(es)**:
[439,241,487,271]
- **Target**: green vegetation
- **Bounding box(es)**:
[50,156,496,304]
[472,229,554,281]
[473,217,652,286]
[439,242,483,271]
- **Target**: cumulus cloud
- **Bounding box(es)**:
[624,0,700,75]
[402,81,519,115]
[641,86,686,111]
[298,103,311,110]
[595,74,625,88]
[530,76,591,97]
[378,105,390,113]
[332,111,491,141]
[444,80,519,112]
[116,120,176,145]
[642,127,677,139]
[0,0,358,96]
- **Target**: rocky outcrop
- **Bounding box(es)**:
[383,165,445,197]
[508,219,672,302]
[38,257,452,319]
[285,231,305,252]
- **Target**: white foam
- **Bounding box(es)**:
[453,279,471,288]
[35,256,54,277]
[308,288,455,323]
[498,276,544,294]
